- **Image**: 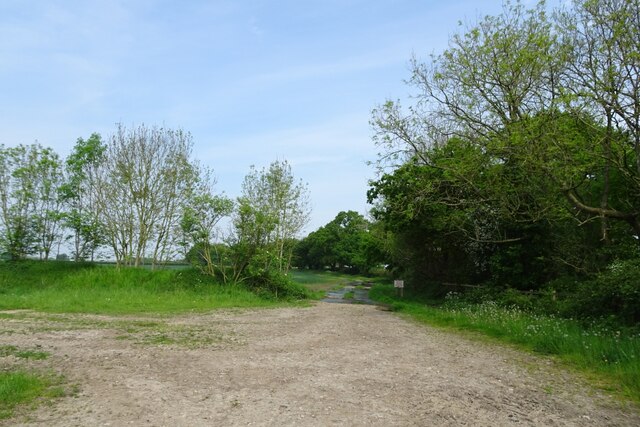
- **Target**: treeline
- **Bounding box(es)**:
[363,0,639,324]
[294,210,386,274]
[0,124,310,292]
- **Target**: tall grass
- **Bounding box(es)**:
[0,261,291,314]
[371,284,640,403]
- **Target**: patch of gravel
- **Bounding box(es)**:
[1,303,638,426]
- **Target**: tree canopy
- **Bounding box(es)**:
[369,0,640,292]
[294,210,385,274]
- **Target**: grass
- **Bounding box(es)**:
[343,291,355,299]
[0,261,295,314]
[0,371,66,420]
[0,343,67,420]
[0,345,49,360]
[370,284,640,403]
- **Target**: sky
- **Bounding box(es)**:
[0,0,552,234]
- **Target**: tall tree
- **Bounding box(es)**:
[32,146,64,260]
[369,0,640,289]
[0,144,37,259]
[95,124,201,266]
[0,144,64,260]
[559,0,640,238]
[234,160,310,274]
[60,133,106,261]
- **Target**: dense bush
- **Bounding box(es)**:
[244,270,310,300]
[565,259,640,325]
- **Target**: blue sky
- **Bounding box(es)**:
[0,0,549,234]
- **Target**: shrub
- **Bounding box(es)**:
[567,259,640,325]
[496,288,535,311]
[244,270,310,300]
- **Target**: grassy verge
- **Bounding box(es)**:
[0,262,297,314]
[370,284,640,403]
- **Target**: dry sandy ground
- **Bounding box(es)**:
[1,302,639,426]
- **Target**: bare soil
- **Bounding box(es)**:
[1,303,639,426]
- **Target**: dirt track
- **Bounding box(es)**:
[1,302,639,426]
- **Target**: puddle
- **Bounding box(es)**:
[321,283,375,305]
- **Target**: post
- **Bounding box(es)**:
[394,280,404,298]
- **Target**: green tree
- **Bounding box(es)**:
[368,157,481,287]
[94,124,202,266]
[180,190,234,279]
[234,160,310,275]
[295,211,386,274]
[32,146,64,260]
[558,0,640,239]
[60,133,106,261]
[0,144,64,260]
[369,0,640,293]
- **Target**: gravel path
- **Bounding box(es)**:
[1,303,639,426]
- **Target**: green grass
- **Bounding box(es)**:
[0,261,294,314]
[370,284,640,403]
[343,291,355,299]
[0,371,65,420]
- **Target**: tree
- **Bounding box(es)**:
[233,160,310,275]
[0,144,64,260]
[94,124,202,266]
[60,133,106,261]
[294,211,386,274]
[558,0,640,239]
[31,146,64,260]
[369,0,640,290]
[368,157,484,286]
[180,185,234,278]
[390,0,640,240]
[0,144,36,259]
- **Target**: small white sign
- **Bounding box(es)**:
[394,280,404,288]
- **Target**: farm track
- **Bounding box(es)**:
[1,303,639,426]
